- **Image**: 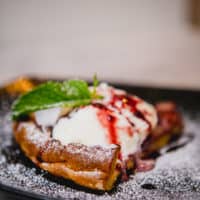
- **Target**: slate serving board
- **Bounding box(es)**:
[0,78,200,200]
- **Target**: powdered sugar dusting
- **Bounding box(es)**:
[0,88,200,199]
[18,122,49,147]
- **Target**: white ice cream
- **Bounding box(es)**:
[50,83,158,160]
[53,106,108,147]
[33,107,70,127]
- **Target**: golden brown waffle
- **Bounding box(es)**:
[13,122,120,191]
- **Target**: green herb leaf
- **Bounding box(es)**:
[93,73,98,89]
[62,80,91,99]
[12,79,94,120]
[91,74,103,99]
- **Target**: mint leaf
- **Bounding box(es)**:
[62,80,91,99]
[12,80,93,120]
[91,74,103,99]
[93,73,98,89]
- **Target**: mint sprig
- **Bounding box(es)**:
[91,74,103,99]
[12,79,101,120]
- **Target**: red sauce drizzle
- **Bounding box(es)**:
[93,103,118,144]
[135,110,152,131]
[110,94,140,112]
[110,93,152,130]
[92,91,153,162]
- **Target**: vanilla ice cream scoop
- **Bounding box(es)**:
[52,83,158,160]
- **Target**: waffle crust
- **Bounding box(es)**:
[13,122,120,191]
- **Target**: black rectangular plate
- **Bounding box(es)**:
[0,78,200,200]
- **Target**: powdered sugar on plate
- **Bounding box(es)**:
[0,88,200,200]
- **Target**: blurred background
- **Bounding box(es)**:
[0,0,200,89]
